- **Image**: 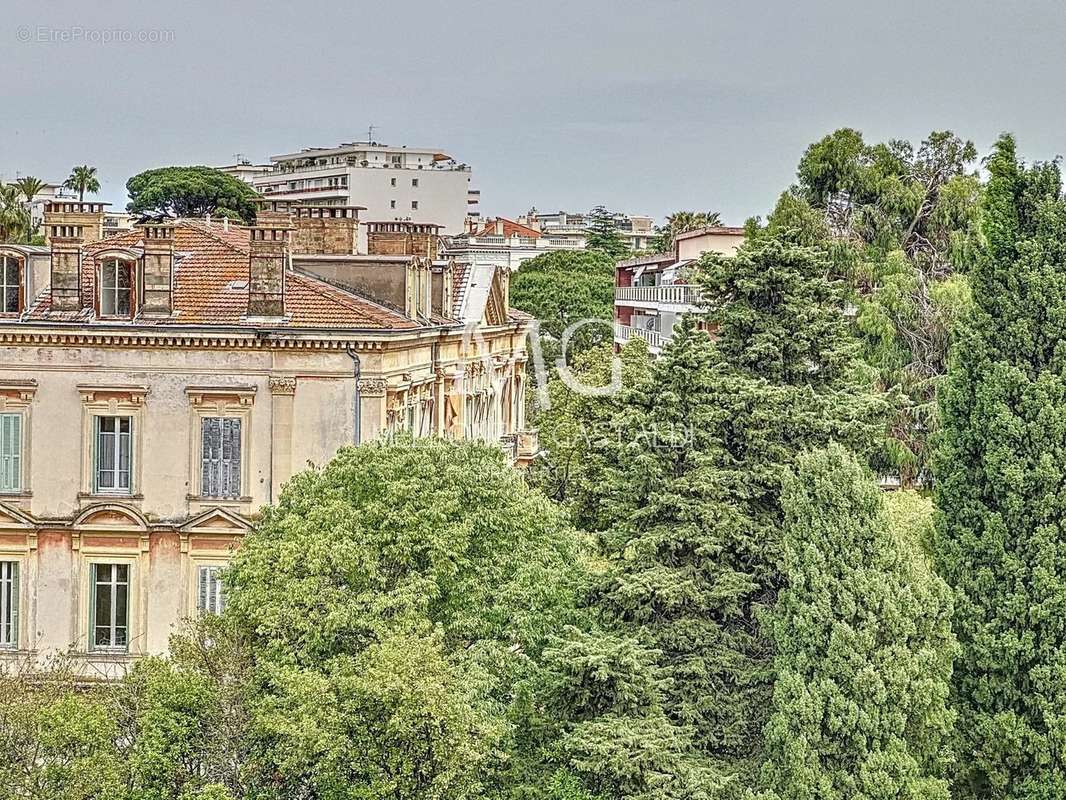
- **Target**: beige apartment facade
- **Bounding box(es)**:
[0,202,534,675]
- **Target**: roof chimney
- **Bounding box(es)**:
[48,235,81,312]
[366,221,442,258]
[140,224,175,316]
[43,201,106,246]
[248,215,292,318]
[290,205,362,255]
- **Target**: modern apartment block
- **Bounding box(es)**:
[248,141,477,246]
[518,207,656,252]
[614,225,745,353]
[0,200,534,674]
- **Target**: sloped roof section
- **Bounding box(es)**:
[24,220,416,330]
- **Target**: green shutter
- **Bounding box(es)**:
[0,414,21,492]
[88,563,97,651]
[10,562,17,649]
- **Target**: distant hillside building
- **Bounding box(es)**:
[614,225,745,353]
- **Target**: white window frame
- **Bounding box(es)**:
[93,415,133,495]
[99,258,134,318]
[78,385,147,500]
[0,255,21,314]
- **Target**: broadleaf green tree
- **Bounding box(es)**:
[126,166,260,223]
[783,128,982,484]
[222,437,585,799]
[510,249,617,368]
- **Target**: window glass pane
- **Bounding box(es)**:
[95,417,131,493]
[0,258,18,313]
[0,561,16,648]
[94,577,111,646]
[115,582,128,646]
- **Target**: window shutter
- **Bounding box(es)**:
[9,562,17,649]
[197,566,209,612]
[0,414,20,492]
[222,419,241,498]
[202,418,221,498]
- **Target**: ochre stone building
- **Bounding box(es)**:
[0,201,534,675]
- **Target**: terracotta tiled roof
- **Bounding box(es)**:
[476,217,542,239]
[25,220,416,330]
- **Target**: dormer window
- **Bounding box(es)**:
[0,255,21,314]
[100,259,134,318]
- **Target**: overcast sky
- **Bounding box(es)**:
[5,0,1066,225]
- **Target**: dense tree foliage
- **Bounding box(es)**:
[768,128,982,485]
[584,205,629,259]
[759,444,955,799]
[935,134,1066,798]
[126,166,260,223]
[547,230,884,794]
[510,249,617,367]
[0,183,33,243]
[529,338,652,529]
[0,659,126,799]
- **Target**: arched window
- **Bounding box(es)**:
[100,259,134,317]
[0,255,21,314]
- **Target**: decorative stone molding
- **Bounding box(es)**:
[185,385,257,407]
[357,378,388,397]
[77,384,149,405]
[0,378,37,403]
[268,377,297,395]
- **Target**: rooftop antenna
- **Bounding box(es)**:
[232,152,247,165]
[367,124,376,143]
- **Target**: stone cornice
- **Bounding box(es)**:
[0,329,389,351]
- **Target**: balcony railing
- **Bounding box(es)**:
[614,322,665,350]
[615,284,702,306]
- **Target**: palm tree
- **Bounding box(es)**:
[651,210,723,253]
[13,176,46,204]
[0,184,30,243]
[64,165,100,200]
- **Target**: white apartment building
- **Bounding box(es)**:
[518,208,656,252]
[216,161,273,184]
[614,226,746,353]
[442,217,585,271]
[249,142,476,248]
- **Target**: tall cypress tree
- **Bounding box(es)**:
[593,232,883,789]
[935,134,1066,798]
[761,444,955,799]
